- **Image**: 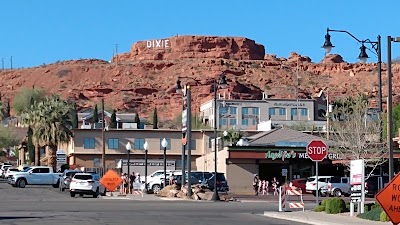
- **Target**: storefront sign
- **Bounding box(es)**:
[265,150,296,161]
[274,102,306,107]
[298,152,344,160]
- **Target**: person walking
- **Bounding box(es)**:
[129,172,136,194]
[253,174,260,196]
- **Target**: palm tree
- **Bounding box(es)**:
[23,95,73,168]
[23,103,42,166]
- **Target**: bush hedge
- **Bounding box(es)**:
[357,207,382,221]
[380,210,389,222]
[325,198,346,214]
[314,205,325,212]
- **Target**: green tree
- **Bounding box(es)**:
[93,104,99,124]
[13,88,46,115]
[153,107,158,129]
[0,127,18,148]
[70,102,78,129]
[23,95,73,169]
[27,127,34,163]
[223,129,244,146]
[4,99,10,118]
[134,112,140,129]
[109,109,117,129]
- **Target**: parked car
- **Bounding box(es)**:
[305,176,333,197]
[322,176,351,197]
[205,172,229,192]
[365,175,389,197]
[174,174,202,187]
[8,166,62,188]
[148,171,199,193]
[4,168,20,179]
[0,164,12,179]
[289,178,307,193]
[69,173,106,198]
[59,169,82,191]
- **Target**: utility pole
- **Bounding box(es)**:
[10,56,13,70]
[101,98,106,175]
[296,58,300,120]
[1,58,4,70]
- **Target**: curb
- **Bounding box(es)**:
[262,211,338,225]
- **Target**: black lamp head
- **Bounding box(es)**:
[176,78,182,93]
[322,32,335,54]
[358,44,369,63]
[219,74,228,89]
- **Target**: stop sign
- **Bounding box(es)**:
[307,140,328,162]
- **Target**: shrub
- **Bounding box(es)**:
[325,198,346,214]
[321,199,329,208]
[314,205,325,212]
[380,211,389,222]
[357,207,382,221]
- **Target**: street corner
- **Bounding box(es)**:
[262,210,336,225]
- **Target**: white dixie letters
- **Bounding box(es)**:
[146,39,170,48]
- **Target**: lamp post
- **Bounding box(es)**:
[387,36,400,181]
[161,138,168,188]
[125,142,131,194]
[322,28,382,113]
[143,141,149,193]
[211,74,228,201]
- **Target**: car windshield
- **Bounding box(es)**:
[22,167,31,172]
[9,169,19,172]
[74,174,93,180]
[66,172,78,177]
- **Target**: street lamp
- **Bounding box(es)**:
[161,138,168,188]
[211,74,228,201]
[125,142,131,194]
[322,28,382,113]
[387,36,400,181]
[143,141,149,193]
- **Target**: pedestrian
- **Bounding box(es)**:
[136,173,141,183]
[258,178,262,194]
[272,177,279,196]
[253,174,260,196]
[123,173,129,194]
[169,173,174,185]
[120,173,125,194]
[129,172,136,194]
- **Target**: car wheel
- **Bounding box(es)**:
[152,184,161,194]
[333,189,342,197]
[79,194,84,197]
[52,180,60,188]
[17,179,26,188]
[93,188,99,198]
[70,192,75,197]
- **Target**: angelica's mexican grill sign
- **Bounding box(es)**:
[146,39,170,48]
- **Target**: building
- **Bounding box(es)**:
[78,108,142,129]
[196,127,344,194]
[58,129,223,174]
[200,91,328,130]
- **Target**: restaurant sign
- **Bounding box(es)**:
[265,150,344,161]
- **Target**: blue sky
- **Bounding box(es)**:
[1,0,399,68]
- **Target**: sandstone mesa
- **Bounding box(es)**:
[0,35,399,122]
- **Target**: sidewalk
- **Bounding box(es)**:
[263,210,389,225]
[101,191,160,201]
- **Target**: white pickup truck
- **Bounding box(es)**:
[8,166,62,188]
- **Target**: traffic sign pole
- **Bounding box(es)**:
[316,161,319,206]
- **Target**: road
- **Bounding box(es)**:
[0,180,312,225]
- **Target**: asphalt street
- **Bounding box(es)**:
[0,180,311,225]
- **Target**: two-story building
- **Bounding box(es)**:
[78,108,143,129]
[200,91,328,130]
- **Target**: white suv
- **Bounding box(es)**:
[305,176,333,197]
[69,173,104,198]
[0,165,12,178]
[146,170,181,193]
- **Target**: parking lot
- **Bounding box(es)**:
[0,179,313,225]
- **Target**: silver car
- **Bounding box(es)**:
[59,170,81,191]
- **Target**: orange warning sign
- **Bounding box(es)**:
[376,173,400,225]
[100,170,122,192]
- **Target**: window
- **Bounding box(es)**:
[301,108,308,116]
[219,107,227,115]
[269,108,276,116]
[229,118,237,125]
[291,108,298,116]
[252,118,257,125]
[252,107,259,116]
[134,138,146,150]
[159,138,171,150]
[84,137,95,149]
[229,107,237,115]
[242,108,249,115]
[108,138,119,149]
[39,168,50,173]
[279,108,286,115]
[94,158,100,167]
[31,168,40,173]
[219,118,227,126]
[191,140,196,150]
[242,118,249,125]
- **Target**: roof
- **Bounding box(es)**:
[78,110,138,122]
[247,127,334,147]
